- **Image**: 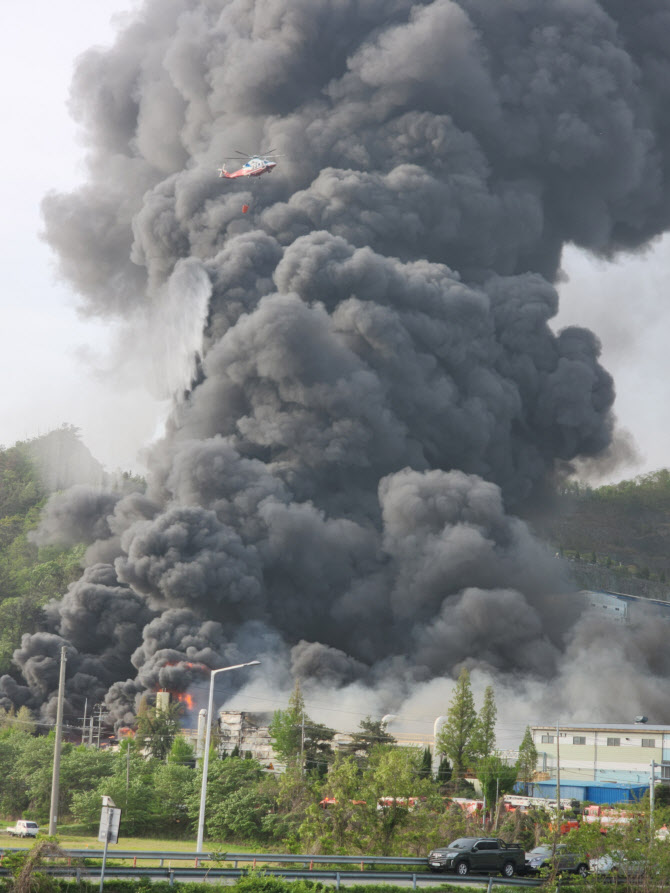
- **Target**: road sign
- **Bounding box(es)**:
[98,806,121,844]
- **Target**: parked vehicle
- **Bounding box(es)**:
[590,851,647,878]
[525,844,589,877]
[5,820,39,838]
[428,837,525,877]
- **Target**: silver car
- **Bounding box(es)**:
[525,844,589,877]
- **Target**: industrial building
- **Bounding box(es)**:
[581,589,670,623]
[532,722,670,787]
[218,710,275,762]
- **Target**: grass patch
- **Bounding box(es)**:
[0,829,267,856]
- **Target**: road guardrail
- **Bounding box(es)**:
[0,863,543,890]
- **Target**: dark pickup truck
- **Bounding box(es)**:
[428,837,526,877]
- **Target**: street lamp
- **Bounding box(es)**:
[195,660,260,853]
[433,715,448,778]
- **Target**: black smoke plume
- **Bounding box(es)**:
[4,0,670,726]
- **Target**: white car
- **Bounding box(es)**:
[589,852,646,877]
[5,820,39,838]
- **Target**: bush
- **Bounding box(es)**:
[234,873,328,892]
[0,880,466,893]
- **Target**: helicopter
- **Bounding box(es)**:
[218,148,283,179]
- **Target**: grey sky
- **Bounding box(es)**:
[0,0,163,472]
[557,237,670,481]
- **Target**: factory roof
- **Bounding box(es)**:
[533,722,670,731]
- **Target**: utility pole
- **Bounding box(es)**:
[48,646,67,835]
[555,721,561,810]
[96,705,104,749]
[81,698,88,746]
[300,711,305,775]
[552,721,561,857]
[126,744,131,807]
[650,759,656,833]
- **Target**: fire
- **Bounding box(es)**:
[175,692,194,710]
[163,661,204,671]
[157,660,207,712]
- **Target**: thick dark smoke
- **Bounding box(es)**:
[4,0,670,726]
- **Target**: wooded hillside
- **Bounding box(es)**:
[531,469,670,596]
[0,427,107,673]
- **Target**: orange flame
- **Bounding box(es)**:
[157,661,207,712]
[175,692,194,710]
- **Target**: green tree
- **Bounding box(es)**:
[472,685,497,761]
[477,753,518,810]
[436,756,452,785]
[361,746,434,855]
[71,758,163,836]
[187,754,265,841]
[269,682,334,774]
[417,747,433,780]
[0,705,36,734]
[135,700,184,760]
[152,760,196,836]
[338,716,396,766]
[12,733,62,820]
[260,764,315,847]
[0,726,33,817]
[516,727,538,794]
[210,786,273,842]
[301,745,431,856]
[435,668,478,779]
[299,754,364,853]
[268,681,306,766]
[168,735,195,767]
[302,719,336,776]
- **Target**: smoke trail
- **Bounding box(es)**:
[4,0,670,726]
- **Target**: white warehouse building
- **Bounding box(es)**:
[532,722,670,786]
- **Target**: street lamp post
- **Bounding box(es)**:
[650,759,658,833]
[433,715,448,778]
[195,661,260,853]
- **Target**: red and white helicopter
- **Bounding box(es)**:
[218,149,283,179]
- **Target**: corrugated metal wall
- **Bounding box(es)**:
[530,781,648,804]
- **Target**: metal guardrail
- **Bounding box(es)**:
[0,864,543,890]
[0,847,428,868]
[0,847,546,888]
